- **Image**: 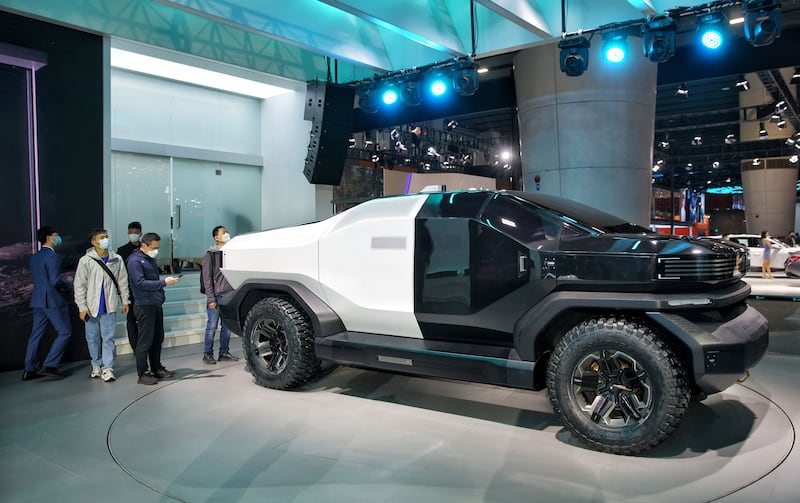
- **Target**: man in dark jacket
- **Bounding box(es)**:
[201,226,239,364]
[117,221,142,351]
[23,226,73,380]
[126,232,181,385]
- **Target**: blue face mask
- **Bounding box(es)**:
[98,238,110,250]
[54,235,62,247]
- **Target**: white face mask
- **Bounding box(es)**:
[146,249,159,259]
[129,233,140,243]
[221,233,231,243]
[98,238,110,250]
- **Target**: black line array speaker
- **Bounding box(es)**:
[303,81,355,185]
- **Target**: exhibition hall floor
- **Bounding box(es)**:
[2,280,799,502]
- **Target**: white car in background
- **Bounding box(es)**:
[724,234,800,270]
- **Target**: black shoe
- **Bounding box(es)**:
[137,374,158,385]
[22,370,44,381]
[217,352,239,362]
[153,368,175,379]
[203,353,217,364]
[40,367,67,379]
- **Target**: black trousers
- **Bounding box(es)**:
[126,297,138,350]
[133,304,164,377]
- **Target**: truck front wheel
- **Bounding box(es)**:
[546,317,690,455]
[242,296,320,390]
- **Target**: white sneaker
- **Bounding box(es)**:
[101,368,116,382]
[91,365,101,378]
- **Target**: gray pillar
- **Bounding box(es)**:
[741,158,797,237]
[514,41,657,226]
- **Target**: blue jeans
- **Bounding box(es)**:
[85,312,117,369]
[204,295,230,354]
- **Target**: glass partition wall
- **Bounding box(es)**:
[111,151,261,272]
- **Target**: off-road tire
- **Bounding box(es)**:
[242,296,321,390]
[546,317,690,455]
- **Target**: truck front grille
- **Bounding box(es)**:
[657,252,747,280]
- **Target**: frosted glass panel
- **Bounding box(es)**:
[172,159,261,260]
[111,152,173,267]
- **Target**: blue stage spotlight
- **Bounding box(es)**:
[743,0,781,47]
[429,76,448,96]
[697,11,725,49]
[642,16,676,63]
[602,32,627,63]
[381,87,398,106]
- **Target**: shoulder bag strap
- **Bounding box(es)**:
[91,258,122,298]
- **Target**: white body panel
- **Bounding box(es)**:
[221,219,336,302]
[725,234,800,269]
[319,195,427,338]
[221,194,428,338]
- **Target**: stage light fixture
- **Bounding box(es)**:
[777,118,787,129]
[775,100,787,112]
[558,35,590,77]
[602,32,627,63]
[676,82,689,97]
[770,113,781,122]
[735,77,750,90]
[452,63,479,96]
[759,121,768,137]
[642,16,676,63]
[743,0,781,47]
[792,67,800,84]
[713,161,720,168]
[697,11,725,49]
[790,154,799,164]
[400,79,422,106]
[725,133,737,144]
[429,75,448,96]
[753,158,761,165]
[381,86,398,106]
[357,87,377,113]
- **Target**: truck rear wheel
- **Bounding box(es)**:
[242,296,320,390]
[546,317,690,455]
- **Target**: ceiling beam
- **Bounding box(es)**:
[475,0,552,38]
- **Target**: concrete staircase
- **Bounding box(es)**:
[114,271,208,355]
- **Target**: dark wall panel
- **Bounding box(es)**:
[0,11,103,372]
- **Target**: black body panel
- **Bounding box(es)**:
[315,331,535,390]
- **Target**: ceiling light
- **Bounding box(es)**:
[707,180,712,185]
[652,165,660,172]
[725,133,737,144]
[729,17,745,25]
[477,67,489,74]
[777,119,787,129]
[697,11,725,49]
[753,158,761,165]
[792,67,800,85]
[676,82,689,97]
[759,121,768,137]
[429,76,448,97]
[713,161,720,168]
[381,87,398,105]
[659,139,670,149]
[735,77,750,91]
[691,136,703,145]
[452,63,479,96]
[642,16,676,63]
[559,35,590,77]
[790,154,799,163]
[743,0,781,47]
[109,48,292,99]
[770,113,781,122]
[400,79,422,106]
[602,32,627,63]
[775,100,787,112]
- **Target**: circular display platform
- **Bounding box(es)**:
[108,362,793,502]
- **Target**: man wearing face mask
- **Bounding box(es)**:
[201,226,239,364]
[127,232,181,385]
[117,221,142,351]
[74,229,130,382]
[23,226,73,381]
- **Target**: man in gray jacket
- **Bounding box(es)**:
[201,226,239,364]
[74,229,130,382]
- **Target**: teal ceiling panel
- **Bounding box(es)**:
[321,0,467,55]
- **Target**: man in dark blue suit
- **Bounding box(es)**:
[23,226,73,381]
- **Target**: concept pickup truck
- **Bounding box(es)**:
[219,190,768,455]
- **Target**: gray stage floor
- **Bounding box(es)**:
[2,284,799,502]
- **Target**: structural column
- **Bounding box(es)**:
[740,158,797,237]
[514,41,658,226]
